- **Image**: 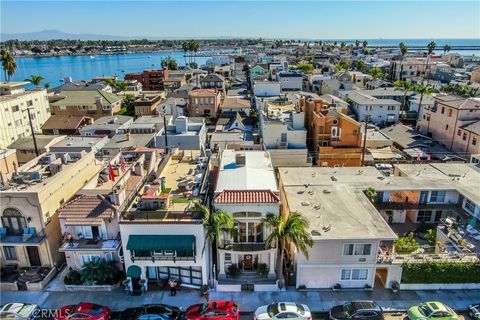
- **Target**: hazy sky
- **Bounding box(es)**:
[1,0,479,39]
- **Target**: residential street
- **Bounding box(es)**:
[1,288,480,313]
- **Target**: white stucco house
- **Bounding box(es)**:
[254,81,281,97]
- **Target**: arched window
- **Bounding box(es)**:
[2,208,26,235]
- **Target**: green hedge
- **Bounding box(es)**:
[402,262,480,284]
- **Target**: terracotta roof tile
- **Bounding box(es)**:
[213,189,279,204]
[58,194,116,221]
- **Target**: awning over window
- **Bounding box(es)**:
[126,265,141,278]
[126,235,195,257]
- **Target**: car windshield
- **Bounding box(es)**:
[419,305,433,317]
[267,304,280,317]
[0,304,36,317]
[343,303,354,317]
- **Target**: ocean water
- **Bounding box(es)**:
[7,39,479,88]
[9,50,231,88]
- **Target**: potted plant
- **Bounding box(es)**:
[332,283,342,291]
[391,280,400,293]
[364,284,373,291]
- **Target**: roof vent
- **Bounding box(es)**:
[301,201,310,206]
[323,189,331,194]
[331,176,337,181]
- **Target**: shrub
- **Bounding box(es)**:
[227,264,241,278]
[394,232,420,254]
[364,187,377,203]
[402,262,480,284]
[80,260,118,285]
[333,283,342,290]
[64,270,81,285]
[257,263,269,277]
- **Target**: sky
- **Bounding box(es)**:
[1,0,479,39]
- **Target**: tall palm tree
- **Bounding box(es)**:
[355,40,360,49]
[443,44,451,55]
[44,82,50,90]
[116,81,128,95]
[1,49,17,81]
[394,80,414,114]
[399,42,408,56]
[357,60,366,72]
[264,212,313,286]
[427,41,437,55]
[362,40,368,49]
[24,75,44,87]
[414,83,438,114]
[203,208,235,256]
[105,79,117,91]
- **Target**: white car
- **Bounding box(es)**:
[254,302,312,320]
[0,303,40,319]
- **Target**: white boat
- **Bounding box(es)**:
[90,55,95,59]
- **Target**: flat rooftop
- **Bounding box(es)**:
[279,164,480,240]
[50,136,106,149]
[216,150,278,193]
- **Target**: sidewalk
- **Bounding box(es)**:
[1,288,479,312]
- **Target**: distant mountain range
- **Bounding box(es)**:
[0,30,138,41]
[0,29,247,41]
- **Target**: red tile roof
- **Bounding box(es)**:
[58,194,116,222]
[213,189,279,204]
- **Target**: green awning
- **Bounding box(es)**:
[127,265,141,278]
[126,235,195,257]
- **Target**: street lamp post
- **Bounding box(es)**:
[160,105,169,153]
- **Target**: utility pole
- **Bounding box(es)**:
[161,105,169,153]
[26,107,39,157]
[361,115,370,166]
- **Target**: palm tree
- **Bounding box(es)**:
[399,42,408,56]
[414,83,438,115]
[427,41,437,55]
[357,60,367,72]
[394,80,414,114]
[203,208,235,256]
[362,40,368,49]
[24,75,44,87]
[44,82,50,90]
[264,212,313,286]
[105,79,117,91]
[116,81,128,95]
[1,49,17,81]
[443,44,451,55]
[355,40,360,49]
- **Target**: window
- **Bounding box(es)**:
[458,130,462,136]
[388,106,396,111]
[341,268,368,281]
[27,100,33,107]
[447,109,453,117]
[102,105,110,111]
[14,120,21,126]
[12,105,19,112]
[430,191,446,203]
[473,138,477,146]
[2,208,26,235]
[462,133,467,141]
[417,210,432,222]
[465,199,476,214]
[441,107,445,114]
[3,246,17,260]
[82,255,100,265]
[343,243,371,256]
[445,124,449,130]
[105,253,113,262]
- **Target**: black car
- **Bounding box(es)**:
[114,304,184,320]
[330,301,384,320]
[469,304,480,320]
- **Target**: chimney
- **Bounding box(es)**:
[126,132,131,141]
[95,96,103,108]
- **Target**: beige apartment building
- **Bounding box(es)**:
[0,151,103,273]
[49,90,123,120]
[0,82,51,149]
[417,95,480,155]
[188,89,221,118]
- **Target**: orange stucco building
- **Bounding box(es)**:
[301,97,363,167]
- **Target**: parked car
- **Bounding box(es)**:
[330,301,384,320]
[407,301,458,320]
[115,304,183,320]
[469,304,480,320]
[54,302,111,320]
[254,302,312,320]
[185,300,239,320]
[0,303,40,319]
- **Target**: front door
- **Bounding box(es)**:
[92,226,100,239]
[26,246,41,266]
[243,254,253,270]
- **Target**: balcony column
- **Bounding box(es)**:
[268,249,276,277]
[218,251,226,276]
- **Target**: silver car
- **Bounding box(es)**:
[0,303,40,319]
[254,302,312,320]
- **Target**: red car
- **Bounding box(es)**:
[55,302,111,320]
[185,300,239,320]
